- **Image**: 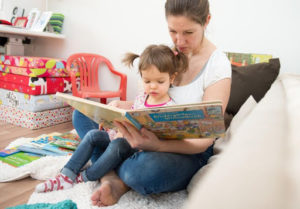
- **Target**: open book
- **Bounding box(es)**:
[56,92,226,140]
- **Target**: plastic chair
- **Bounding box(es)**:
[67,53,127,104]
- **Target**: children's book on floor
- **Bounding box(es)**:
[0,148,20,157]
[0,132,80,168]
[0,132,80,167]
[50,132,81,150]
[0,152,41,167]
[17,132,80,156]
[56,92,226,140]
[17,133,73,156]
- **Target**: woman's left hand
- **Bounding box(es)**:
[113,121,161,151]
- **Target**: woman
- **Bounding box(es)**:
[73,0,231,206]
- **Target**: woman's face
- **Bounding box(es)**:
[167,15,205,55]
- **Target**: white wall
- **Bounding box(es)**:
[1,0,300,100]
[209,0,300,75]
[32,0,170,100]
[0,0,45,22]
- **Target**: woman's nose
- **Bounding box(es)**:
[176,34,185,45]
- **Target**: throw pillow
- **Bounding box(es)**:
[226,58,280,116]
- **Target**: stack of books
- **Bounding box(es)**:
[0,132,80,167]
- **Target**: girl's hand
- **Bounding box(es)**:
[113,131,123,139]
[113,121,161,151]
[108,100,121,108]
[108,100,134,110]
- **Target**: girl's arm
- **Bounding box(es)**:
[108,100,134,110]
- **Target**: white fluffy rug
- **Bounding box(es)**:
[29,183,187,209]
[0,136,187,209]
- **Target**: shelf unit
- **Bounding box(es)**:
[0,25,65,55]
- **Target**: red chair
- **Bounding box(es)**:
[67,53,127,104]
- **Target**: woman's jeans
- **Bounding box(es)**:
[72,110,214,195]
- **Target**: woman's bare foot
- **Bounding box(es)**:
[91,171,129,207]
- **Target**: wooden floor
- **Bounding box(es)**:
[0,120,74,209]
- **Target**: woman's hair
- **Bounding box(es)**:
[122,44,188,77]
[165,0,210,26]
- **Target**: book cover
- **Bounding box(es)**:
[226,52,272,66]
[17,133,74,156]
[0,152,41,167]
[50,132,80,150]
[56,92,226,140]
[0,148,20,157]
[52,132,80,142]
[17,143,72,156]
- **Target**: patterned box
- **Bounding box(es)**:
[0,55,71,77]
[0,88,69,112]
[0,105,73,129]
[0,73,73,95]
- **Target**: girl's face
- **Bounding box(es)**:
[141,65,174,103]
[167,15,207,55]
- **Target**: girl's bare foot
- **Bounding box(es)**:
[91,171,129,207]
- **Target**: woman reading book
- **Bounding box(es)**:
[35,44,188,194]
[89,0,232,207]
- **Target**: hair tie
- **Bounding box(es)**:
[173,51,178,56]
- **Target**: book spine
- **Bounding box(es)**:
[125,112,142,130]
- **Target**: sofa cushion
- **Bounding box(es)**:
[187,96,257,193]
[184,74,300,209]
[226,58,280,116]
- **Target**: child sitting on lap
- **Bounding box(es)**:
[35,44,188,193]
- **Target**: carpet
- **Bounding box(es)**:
[1,136,187,209]
[29,183,187,209]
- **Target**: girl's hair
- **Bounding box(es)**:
[122,44,188,76]
[165,0,210,26]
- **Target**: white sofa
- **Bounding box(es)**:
[184,73,300,209]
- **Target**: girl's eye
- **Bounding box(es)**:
[144,80,150,84]
[169,30,176,34]
[158,81,165,84]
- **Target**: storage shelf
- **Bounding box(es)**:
[0,25,65,39]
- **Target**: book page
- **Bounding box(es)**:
[127,102,225,140]
[56,93,128,128]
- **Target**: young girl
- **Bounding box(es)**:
[35,44,188,193]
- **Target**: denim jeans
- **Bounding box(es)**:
[72,110,214,195]
[62,129,136,182]
[72,110,101,163]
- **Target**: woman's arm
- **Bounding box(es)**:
[114,78,231,154]
[202,78,231,114]
[114,121,214,154]
[158,138,215,154]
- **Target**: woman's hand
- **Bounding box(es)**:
[114,121,215,154]
[113,121,161,151]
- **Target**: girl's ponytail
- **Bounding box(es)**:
[174,49,188,75]
[122,53,139,68]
